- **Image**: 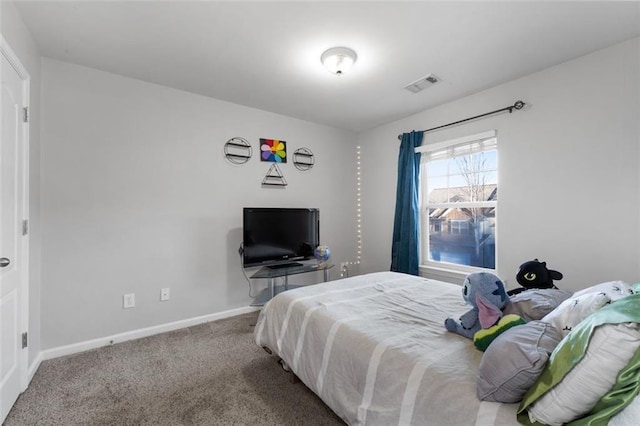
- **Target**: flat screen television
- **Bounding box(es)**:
[242,207,320,268]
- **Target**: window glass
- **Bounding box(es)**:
[421,136,497,270]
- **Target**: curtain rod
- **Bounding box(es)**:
[397,100,525,140]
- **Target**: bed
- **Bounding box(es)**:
[254,271,640,425]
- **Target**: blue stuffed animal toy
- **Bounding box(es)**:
[445,272,510,339]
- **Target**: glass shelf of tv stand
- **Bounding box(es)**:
[250,262,334,306]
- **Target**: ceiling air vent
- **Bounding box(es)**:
[404,74,439,93]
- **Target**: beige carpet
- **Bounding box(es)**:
[5,312,343,425]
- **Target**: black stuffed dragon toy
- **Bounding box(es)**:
[507,258,563,296]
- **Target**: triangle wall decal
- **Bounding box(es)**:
[262,163,288,187]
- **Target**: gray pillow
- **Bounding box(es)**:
[503,289,573,321]
[476,320,562,403]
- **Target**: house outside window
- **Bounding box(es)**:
[417,131,497,272]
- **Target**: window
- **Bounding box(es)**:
[418,131,497,271]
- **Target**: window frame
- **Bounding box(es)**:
[416,130,498,275]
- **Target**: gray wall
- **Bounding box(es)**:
[9,3,640,354]
[40,58,358,349]
[358,37,640,291]
[1,1,42,368]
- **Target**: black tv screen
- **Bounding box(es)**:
[243,207,320,268]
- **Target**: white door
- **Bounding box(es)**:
[0,39,29,424]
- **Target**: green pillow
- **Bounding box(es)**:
[473,314,526,352]
[518,294,640,426]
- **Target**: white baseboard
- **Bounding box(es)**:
[39,305,260,362]
[27,351,42,383]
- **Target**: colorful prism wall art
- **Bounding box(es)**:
[260,138,287,163]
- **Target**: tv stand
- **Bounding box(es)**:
[250,263,333,306]
[267,262,303,269]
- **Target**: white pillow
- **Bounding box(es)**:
[572,280,635,301]
[542,292,612,336]
[527,322,640,426]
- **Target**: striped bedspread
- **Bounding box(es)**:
[254,271,519,425]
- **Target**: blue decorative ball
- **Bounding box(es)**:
[314,245,331,262]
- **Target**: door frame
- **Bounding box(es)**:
[1,34,30,392]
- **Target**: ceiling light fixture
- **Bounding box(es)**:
[321,47,357,76]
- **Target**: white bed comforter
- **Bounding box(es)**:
[254,271,520,425]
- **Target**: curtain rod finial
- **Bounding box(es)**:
[398,99,525,141]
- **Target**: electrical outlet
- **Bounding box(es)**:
[339,262,349,278]
[160,288,170,301]
[123,293,135,309]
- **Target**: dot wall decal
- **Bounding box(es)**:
[293,147,315,171]
[224,137,252,165]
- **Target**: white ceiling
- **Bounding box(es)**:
[14,1,640,132]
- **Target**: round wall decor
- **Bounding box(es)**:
[293,147,315,171]
[224,137,252,164]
